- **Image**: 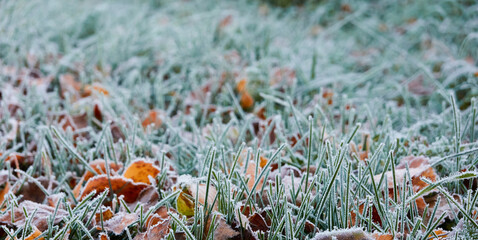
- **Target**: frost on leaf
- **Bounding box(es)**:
[123,159,161,184]
[0,201,67,231]
[99,212,138,235]
[176,180,218,217]
[80,175,148,203]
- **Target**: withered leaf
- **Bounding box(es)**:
[123,159,160,184]
[80,175,148,203]
[0,200,67,231]
[100,212,138,235]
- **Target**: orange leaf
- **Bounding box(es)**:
[372,233,393,240]
[80,175,148,203]
[95,207,114,222]
[246,161,264,192]
[73,159,123,198]
[428,229,447,239]
[240,91,254,109]
[84,159,123,183]
[123,159,161,184]
[6,227,45,240]
[142,110,162,129]
[236,78,247,93]
[84,84,109,96]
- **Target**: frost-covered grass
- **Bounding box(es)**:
[1,0,478,239]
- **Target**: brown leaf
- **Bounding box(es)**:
[128,186,160,212]
[0,201,67,231]
[100,212,138,235]
[205,215,239,240]
[93,103,103,122]
[46,193,65,208]
[80,175,148,203]
[73,159,123,198]
[17,176,57,203]
[248,212,269,232]
[374,156,437,193]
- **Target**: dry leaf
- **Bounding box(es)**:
[0,201,67,231]
[245,161,264,192]
[142,110,162,129]
[6,227,45,240]
[372,232,393,240]
[236,79,247,93]
[46,193,65,208]
[374,156,437,193]
[17,176,57,203]
[73,159,122,198]
[95,207,114,223]
[100,212,138,235]
[240,91,254,109]
[428,229,447,239]
[0,171,10,204]
[80,175,148,203]
[123,159,160,184]
[205,215,239,240]
[99,232,109,240]
[84,84,109,96]
[176,183,218,217]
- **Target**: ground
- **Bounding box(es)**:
[1,0,478,239]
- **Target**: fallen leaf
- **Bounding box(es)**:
[80,175,148,203]
[95,207,114,223]
[142,110,162,129]
[205,215,239,240]
[0,201,67,231]
[99,232,109,240]
[245,161,265,192]
[236,79,247,93]
[374,156,437,193]
[248,212,269,232]
[46,193,65,208]
[123,159,160,184]
[73,159,122,198]
[84,84,109,96]
[128,185,160,212]
[270,67,296,87]
[100,212,138,235]
[16,176,57,203]
[372,232,393,240]
[176,183,218,217]
[240,91,254,109]
[83,159,123,183]
[428,229,447,239]
[6,227,45,240]
[0,171,10,204]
